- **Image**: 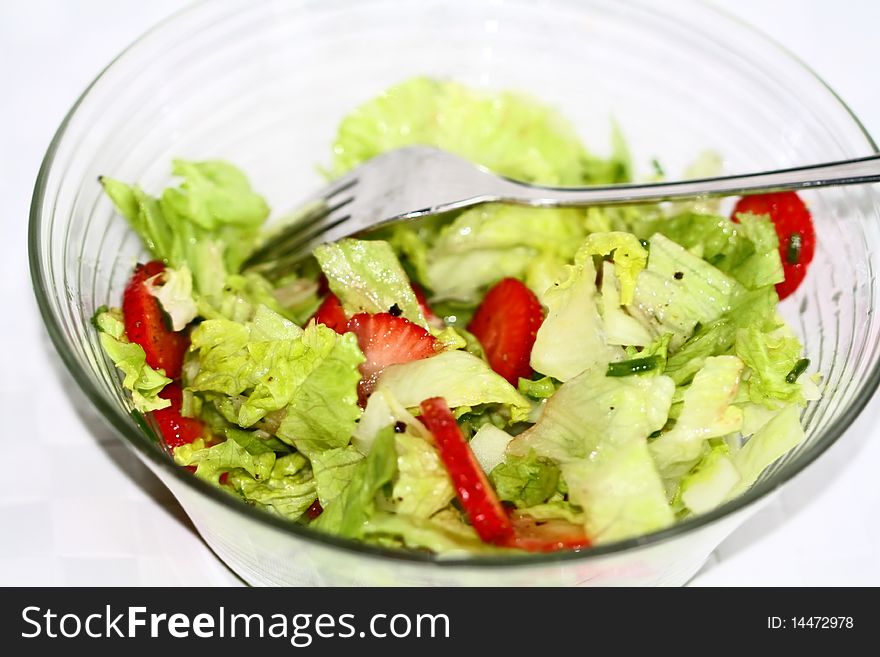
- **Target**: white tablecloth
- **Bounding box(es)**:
[2,0,878,586]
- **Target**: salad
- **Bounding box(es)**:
[93,77,818,555]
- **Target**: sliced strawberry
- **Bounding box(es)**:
[411,282,439,323]
[152,382,205,448]
[467,278,544,385]
[509,513,591,553]
[419,397,515,545]
[122,261,189,378]
[347,313,438,400]
[732,191,816,300]
[310,293,348,334]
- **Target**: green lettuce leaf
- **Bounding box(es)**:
[600,262,655,347]
[189,311,363,454]
[423,206,586,302]
[275,328,365,458]
[469,423,515,473]
[313,239,426,328]
[663,286,780,386]
[628,233,744,349]
[530,246,622,381]
[729,404,804,497]
[330,77,630,303]
[727,213,785,289]
[678,443,740,515]
[376,350,531,422]
[390,434,456,518]
[101,160,269,296]
[352,388,430,455]
[173,436,275,485]
[144,264,198,331]
[92,307,171,412]
[312,426,398,538]
[640,211,783,291]
[508,366,675,542]
[490,451,560,508]
[227,453,317,521]
[310,446,365,508]
[363,510,509,556]
[580,232,648,305]
[735,325,804,408]
[650,355,745,482]
[332,77,587,184]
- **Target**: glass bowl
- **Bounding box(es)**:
[29,0,880,586]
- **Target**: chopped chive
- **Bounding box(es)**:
[651,158,665,177]
[786,232,803,265]
[606,355,662,377]
[786,358,810,384]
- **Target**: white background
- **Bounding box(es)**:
[1,0,878,586]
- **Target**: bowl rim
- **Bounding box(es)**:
[28,0,880,570]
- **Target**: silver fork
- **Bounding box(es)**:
[243,146,880,275]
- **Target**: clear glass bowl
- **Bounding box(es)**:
[29,0,880,586]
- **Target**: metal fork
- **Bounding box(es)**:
[243,146,880,275]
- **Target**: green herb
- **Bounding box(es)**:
[786,232,803,265]
[785,358,810,383]
[606,355,662,377]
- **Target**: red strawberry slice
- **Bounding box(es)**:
[122,261,189,378]
[509,513,591,553]
[152,382,205,448]
[732,191,816,300]
[419,397,515,545]
[310,293,348,334]
[347,313,438,400]
[467,278,544,385]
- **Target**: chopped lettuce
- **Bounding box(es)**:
[642,212,782,290]
[678,444,740,515]
[629,234,743,349]
[310,446,365,508]
[530,246,622,381]
[189,313,363,456]
[313,239,427,327]
[728,213,785,289]
[313,426,398,538]
[92,307,171,412]
[332,77,587,184]
[490,451,560,508]
[650,355,745,481]
[227,453,317,521]
[144,265,198,331]
[600,262,655,347]
[173,436,275,486]
[390,434,456,518]
[735,325,805,408]
[469,424,515,473]
[352,388,429,455]
[101,160,268,296]
[330,77,630,302]
[729,404,804,497]
[363,511,508,556]
[423,206,586,302]
[376,350,531,422]
[580,232,648,305]
[508,366,675,542]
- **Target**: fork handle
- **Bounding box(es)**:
[491,154,880,206]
